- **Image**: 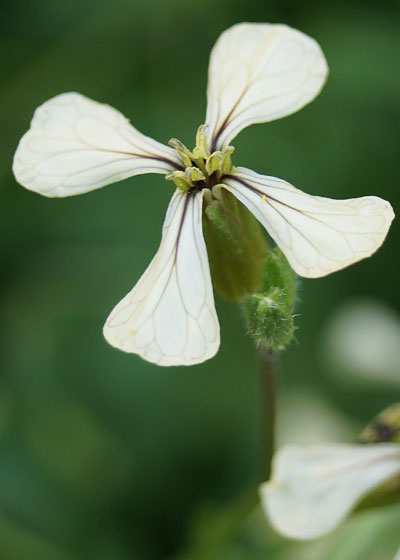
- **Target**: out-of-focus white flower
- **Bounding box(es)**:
[321,299,400,387]
[260,442,400,540]
[13,24,394,366]
[277,391,357,446]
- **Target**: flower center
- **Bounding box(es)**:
[166,124,234,192]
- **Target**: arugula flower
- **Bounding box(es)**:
[260,442,400,540]
[13,24,394,366]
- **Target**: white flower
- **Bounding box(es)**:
[260,442,400,540]
[13,23,394,366]
[322,299,400,387]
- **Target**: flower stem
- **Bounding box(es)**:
[258,347,277,481]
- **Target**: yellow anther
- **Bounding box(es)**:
[165,170,191,192]
[185,166,205,182]
[195,124,210,159]
[192,146,206,160]
[168,138,193,168]
[261,195,267,204]
[206,151,223,175]
[221,145,235,174]
[166,130,235,192]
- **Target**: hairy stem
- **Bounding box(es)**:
[258,348,277,481]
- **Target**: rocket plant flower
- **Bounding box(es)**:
[260,442,400,540]
[13,23,394,366]
[261,405,400,540]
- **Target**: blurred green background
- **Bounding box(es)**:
[1,0,400,558]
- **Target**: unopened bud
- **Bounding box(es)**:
[245,289,295,350]
[359,403,400,444]
[244,247,297,350]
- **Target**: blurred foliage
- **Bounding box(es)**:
[1,0,400,558]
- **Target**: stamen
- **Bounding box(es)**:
[185,167,206,183]
[165,170,191,192]
[206,152,223,175]
[221,146,235,174]
[168,138,193,168]
[195,124,210,159]
[167,127,235,191]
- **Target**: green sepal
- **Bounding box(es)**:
[261,247,297,312]
[355,473,400,513]
[202,187,268,302]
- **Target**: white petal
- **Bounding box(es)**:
[13,92,181,197]
[103,189,220,366]
[394,546,400,560]
[260,443,400,540]
[223,167,394,278]
[205,23,328,149]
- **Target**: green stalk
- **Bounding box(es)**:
[258,348,277,481]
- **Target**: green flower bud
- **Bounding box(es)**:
[243,247,296,351]
[202,187,268,302]
[356,405,400,511]
[245,288,295,351]
[359,403,400,444]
